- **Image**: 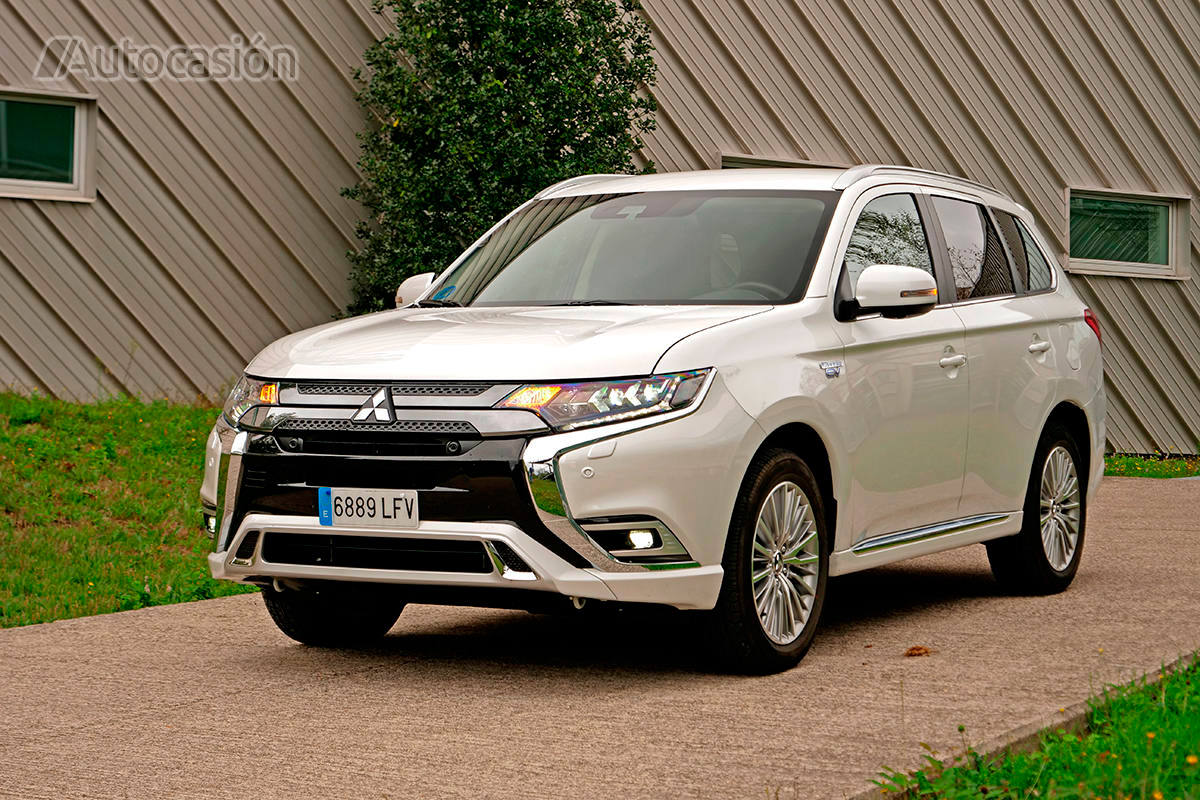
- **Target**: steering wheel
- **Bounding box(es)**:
[726,281,788,300]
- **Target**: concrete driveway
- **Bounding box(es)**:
[1,477,1197,799]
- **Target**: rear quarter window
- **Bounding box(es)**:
[993,209,1055,293]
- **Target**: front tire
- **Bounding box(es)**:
[262,581,406,647]
[708,449,829,674]
[986,425,1086,594]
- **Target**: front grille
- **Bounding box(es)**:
[275,419,478,435]
[232,444,592,570]
[260,532,492,573]
[393,383,493,397]
[295,383,373,396]
[294,382,493,397]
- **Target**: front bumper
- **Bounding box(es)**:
[209,514,721,608]
[200,374,755,610]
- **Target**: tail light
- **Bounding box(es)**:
[1083,308,1101,346]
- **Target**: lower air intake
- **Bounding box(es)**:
[260,532,491,573]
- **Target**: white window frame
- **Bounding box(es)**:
[1065,187,1191,280]
[0,87,97,202]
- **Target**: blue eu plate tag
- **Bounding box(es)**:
[318,487,333,526]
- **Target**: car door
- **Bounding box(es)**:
[829,188,970,544]
[925,195,1058,517]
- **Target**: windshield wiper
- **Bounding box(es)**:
[554,299,631,306]
[415,299,463,307]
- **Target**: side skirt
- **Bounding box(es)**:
[828,512,1022,576]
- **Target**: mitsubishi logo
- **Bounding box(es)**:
[352,388,395,424]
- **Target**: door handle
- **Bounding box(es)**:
[1028,340,1052,354]
[939,354,967,369]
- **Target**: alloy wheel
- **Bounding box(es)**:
[751,480,820,645]
[1039,445,1081,571]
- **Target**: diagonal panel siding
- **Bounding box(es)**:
[0,0,1195,453]
[638,0,1200,453]
[0,0,380,402]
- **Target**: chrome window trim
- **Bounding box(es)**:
[938,292,1020,308]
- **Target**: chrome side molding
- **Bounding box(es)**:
[851,513,1011,554]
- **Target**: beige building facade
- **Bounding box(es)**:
[0,0,1196,453]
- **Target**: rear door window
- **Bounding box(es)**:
[932,196,1014,301]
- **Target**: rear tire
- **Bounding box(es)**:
[986,425,1086,595]
[262,581,406,647]
[708,449,829,674]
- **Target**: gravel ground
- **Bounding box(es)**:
[1,477,1196,799]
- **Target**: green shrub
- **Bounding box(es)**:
[343,0,658,314]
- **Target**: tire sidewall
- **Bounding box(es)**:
[1025,427,1087,584]
[722,450,830,668]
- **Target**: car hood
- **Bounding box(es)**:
[248,305,769,381]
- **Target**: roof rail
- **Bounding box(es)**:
[536,174,628,198]
[832,164,1001,195]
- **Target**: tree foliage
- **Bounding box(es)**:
[342,0,658,314]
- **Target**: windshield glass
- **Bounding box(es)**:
[428,190,839,306]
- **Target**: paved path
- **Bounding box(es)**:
[1,477,1197,799]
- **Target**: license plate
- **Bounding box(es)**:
[318,487,419,529]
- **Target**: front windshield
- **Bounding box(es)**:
[428,190,839,306]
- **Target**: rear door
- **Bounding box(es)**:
[829,188,969,543]
[926,194,1057,517]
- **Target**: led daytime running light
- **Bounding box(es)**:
[498,370,710,431]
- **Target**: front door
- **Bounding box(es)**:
[830,190,970,544]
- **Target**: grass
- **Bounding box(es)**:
[876,655,1200,799]
[0,393,254,628]
[1105,454,1200,479]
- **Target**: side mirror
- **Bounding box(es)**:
[395,272,435,308]
[855,265,938,318]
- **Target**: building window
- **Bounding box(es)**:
[1067,189,1190,279]
[0,90,94,201]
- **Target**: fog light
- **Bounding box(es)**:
[203,512,217,538]
[627,529,656,550]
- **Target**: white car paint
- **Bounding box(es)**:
[248,305,768,381]
[204,165,1105,621]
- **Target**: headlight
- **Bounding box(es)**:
[223,376,278,426]
[497,369,710,431]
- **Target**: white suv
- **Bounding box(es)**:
[201,166,1105,672]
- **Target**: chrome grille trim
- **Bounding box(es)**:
[274,418,479,435]
[393,383,493,397]
[292,382,494,397]
[279,382,521,409]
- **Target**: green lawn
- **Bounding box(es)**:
[876,656,1200,799]
[0,393,254,628]
[1105,454,1200,479]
